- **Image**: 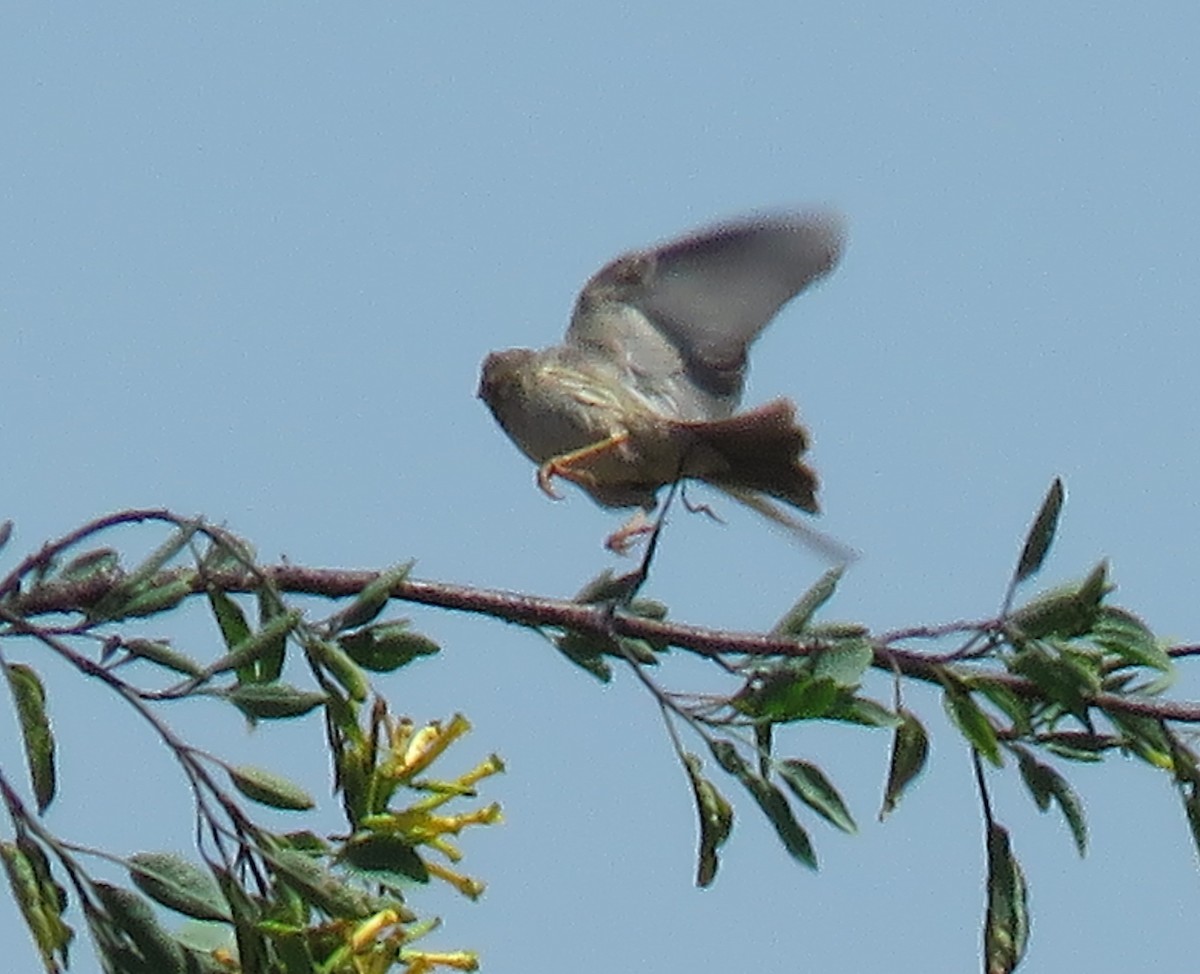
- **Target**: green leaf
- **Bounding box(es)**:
[128,853,231,923]
[736,668,843,721]
[1,840,73,969]
[207,588,251,652]
[1105,711,1173,769]
[339,832,430,885]
[94,882,188,973]
[227,766,316,811]
[778,759,856,834]
[340,623,441,672]
[553,631,613,682]
[264,848,377,919]
[1014,478,1064,584]
[942,680,1002,767]
[5,663,56,813]
[682,754,734,888]
[1091,606,1172,673]
[109,578,193,619]
[974,682,1033,736]
[749,779,817,869]
[205,609,302,677]
[811,637,873,688]
[627,597,668,620]
[308,638,370,702]
[57,547,121,584]
[984,823,1029,974]
[1010,745,1088,856]
[225,682,328,720]
[120,639,206,677]
[1009,643,1099,722]
[336,562,414,632]
[755,722,773,779]
[1009,561,1109,639]
[708,741,817,869]
[829,695,903,728]
[880,709,929,819]
[1041,736,1109,762]
[771,567,844,636]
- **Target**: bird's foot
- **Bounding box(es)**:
[604,509,655,555]
[536,461,566,499]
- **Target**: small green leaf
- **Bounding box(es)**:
[1181,780,1200,866]
[110,578,193,619]
[755,722,773,779]
[1105,711,1173,769]
[1091,606,1172,673]
[736,668,843,721]
[308,638,370,701]
[1010,644,1098,722]
[128,853,231,922]
[1010,745,1088,856]
[1,839,73,969]
[880,709,929,819]
[340,623,441,672]
[942,681,1002,767]
[829,695,902,728]
[553,631,613,682]
[57,547,121,583]
[771,567,844,636]
[227,766,315,811]
[205,609,302,677]
[682,753,734,888]
[5,663,56,813]
[199,532,256,573]
[207,588,251,651]
[749,779,817,869]
[254,587,290,682]
[984,824,1029,974]
[264,848,377,919]
[975,682,1033,736]
[1009,562,1109,639]
[225,682,328,720]
[1041,736,1109,762]
[627,597,668,620]
[1014,478,1065,584]
[777,759,856,834]
[95,882,188,973]
[339,833,429,885]
[811,637,873,688]
[120,639,206,676]
[336,562,414,632]
[709,741,817,869]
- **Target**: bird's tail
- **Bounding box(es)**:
[682,398,820,513]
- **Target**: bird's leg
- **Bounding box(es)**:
[604,509,656,554]
[536,432,631,499]
[679,481,726,523]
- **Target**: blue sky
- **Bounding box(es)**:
[3,4,1199,971]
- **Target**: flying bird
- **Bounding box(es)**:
[478,210,845,552]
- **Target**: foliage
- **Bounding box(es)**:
[0,514,498,974]
[3,483,1200,973]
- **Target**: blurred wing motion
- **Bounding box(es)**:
[567,211,844,420]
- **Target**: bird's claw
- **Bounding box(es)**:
[536,462,565,500]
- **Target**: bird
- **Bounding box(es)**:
[477,209,845,553]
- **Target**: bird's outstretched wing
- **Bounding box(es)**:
[567,211,844,414]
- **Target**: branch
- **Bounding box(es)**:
[12,563,1200,723]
